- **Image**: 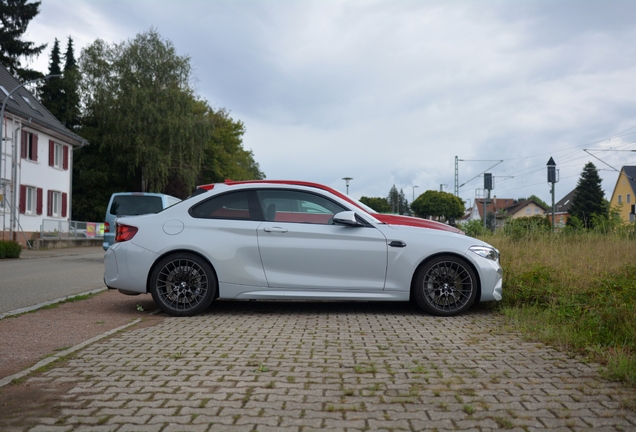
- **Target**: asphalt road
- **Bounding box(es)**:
[0,247,105,314]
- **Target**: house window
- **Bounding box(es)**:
[19,185,42,215]
[21,130,38,162]
[525,208,531,215]
[48,140,68,169]
[618,195,622,204]
[628,194,632,204]
[534,208,539,214]
[47,190,68,217]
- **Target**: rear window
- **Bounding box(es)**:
[109,195,164,216]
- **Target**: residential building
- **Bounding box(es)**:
[609,166,636,223]
[0,66,89,246]
[548,189,576,228]
[460,197,547,229]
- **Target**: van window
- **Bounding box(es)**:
[110,195,163,216]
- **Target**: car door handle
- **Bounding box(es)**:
[263,227,288,233]
[388,240,406,248]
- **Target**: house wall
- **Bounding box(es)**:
[510,202,545,218]
[609,171,635,223]
[0,117,73,245]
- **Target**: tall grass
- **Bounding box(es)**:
[481,230,636,386]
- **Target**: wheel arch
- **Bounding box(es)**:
[410,252,482,304]
[146,249,220,299]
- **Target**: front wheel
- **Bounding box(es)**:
[413,255,478,316]
[150,253,216,317]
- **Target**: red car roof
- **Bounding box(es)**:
[197,180,464,234]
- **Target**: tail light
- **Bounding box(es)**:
[115,223,138,243]
[104,222,110,233]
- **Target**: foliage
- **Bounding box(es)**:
[387,185,410,215]
[411,190,464,222]
[567,162,606,229]
[72,29,264,220]
[518,194,549,209]
[39,38,63,117]
[501,215,551,240]
[195,108,264,187]
[0,0,46,80]
[359,196,391,213]
[79,30,211,194]
[461,219,487,237]
[0,240,22,258]
[478,231,636,385]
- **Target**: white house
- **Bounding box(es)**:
[0,66,89,246]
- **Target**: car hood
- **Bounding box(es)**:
[373,214,464,234]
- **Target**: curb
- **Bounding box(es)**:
[0,287,108,320]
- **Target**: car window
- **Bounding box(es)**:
[110,195,164,216]
[190,191,253,220]
[257,190,346,224]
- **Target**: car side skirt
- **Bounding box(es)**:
[219,283,410,301]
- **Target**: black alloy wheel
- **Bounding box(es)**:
[413,255,477,316]
[150,253,216,317]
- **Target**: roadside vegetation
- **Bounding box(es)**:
[468,217,636,386]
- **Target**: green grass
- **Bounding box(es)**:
[481,231,636,386]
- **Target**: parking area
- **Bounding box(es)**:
[1,300,635,431]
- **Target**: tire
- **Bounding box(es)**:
[413,255,478,316]
[150,253,217,317]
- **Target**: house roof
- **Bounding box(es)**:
[553,189,576,215]
[0,65,88,147]
[470,197,546,219]
[622,166,636,194]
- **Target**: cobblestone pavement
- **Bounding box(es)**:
[4,301,636,431]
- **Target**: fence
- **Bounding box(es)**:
[40,219,105,239]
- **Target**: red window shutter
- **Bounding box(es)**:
[47,190,53,216]
[21,130,27,159]
[63,145,69,170]
[49,140,54,166]
[19,185,26,214]
[32,134,38,162]
[36,187,43,215]
[62,192,68,217]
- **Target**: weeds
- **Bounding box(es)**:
[481,231,636,385]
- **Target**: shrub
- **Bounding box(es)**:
[0,240,22,259]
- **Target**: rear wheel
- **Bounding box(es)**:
[150,253,216,317]
[413,255,477,316]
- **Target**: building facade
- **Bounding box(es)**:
[0,66,88,246]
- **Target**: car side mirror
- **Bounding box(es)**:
[332,211,365,227]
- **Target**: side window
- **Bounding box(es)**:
[190,191,253,220]
[257,190,346,224]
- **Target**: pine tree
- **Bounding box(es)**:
[567,162,605,229]
[39,38,63,118]
[61,36,80,129]
[0,0,46,80]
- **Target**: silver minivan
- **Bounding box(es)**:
[103,192,181,250]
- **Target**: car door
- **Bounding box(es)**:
[256,189,388,290]
[188,190,268,287]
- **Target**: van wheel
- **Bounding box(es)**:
[150,253,216,317]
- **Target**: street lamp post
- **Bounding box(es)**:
[0,74,60,239]
[412,185,419,202]
[342,177,353,195]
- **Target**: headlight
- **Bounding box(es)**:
[469,245,499,263]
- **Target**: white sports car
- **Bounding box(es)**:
[104,182,502,317]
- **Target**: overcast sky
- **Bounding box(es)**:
[25,0,636,207]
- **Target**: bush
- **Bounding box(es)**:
[0,240,22,259]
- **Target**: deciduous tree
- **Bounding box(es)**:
[359,196,390,213]
[411,190,464,223]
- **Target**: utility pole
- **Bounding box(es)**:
[547,158,558,232]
